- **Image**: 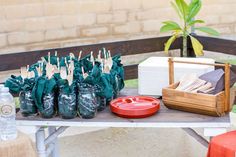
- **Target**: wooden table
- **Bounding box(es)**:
[16,88,231,157]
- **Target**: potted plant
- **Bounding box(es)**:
[160,0,219,57]
[230,104,236,127]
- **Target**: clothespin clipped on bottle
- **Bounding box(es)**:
[53,59,59,74]
[65,59,69,70]
[103,48,107,59]
[103,65,110,74]
[54,51,60,73]
[90,51,95,66]
[67,72,73,86]
[36,61,42,76]
[40,60,44,71]
[101,64,104,73]
[107,50,113,70]
[46,52,54,79]
[48,52,51,64]
[27,65,30,78]
[78,51,82,61]
[60,67,67,80]
[97,50,104,72]
[57,57,60,71]
[68,56,75,76]
[26,65,35,79]
[41,57,47,64]
[81,66,88,79]
[102,48,106,69]
[46,66,54,79]
[67,60,74,86]
[69,53,75,60]
[97,50,102,63]
[26,65,29,72]
[20,66,28,79]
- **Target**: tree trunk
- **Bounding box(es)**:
[182,35,188,57]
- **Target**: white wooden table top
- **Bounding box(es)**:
[16,88,230,128]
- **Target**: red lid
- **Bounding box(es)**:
[110,96,160,118]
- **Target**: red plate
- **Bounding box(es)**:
[110,96,160,118]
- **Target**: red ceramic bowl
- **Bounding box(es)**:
[110,96,160,118]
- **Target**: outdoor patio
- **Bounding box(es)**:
[0,0,236,157]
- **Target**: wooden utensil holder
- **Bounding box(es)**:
[162,58,234,116]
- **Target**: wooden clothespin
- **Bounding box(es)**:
[52,65,58,74]
[97,50,101,61]
[69,53,75,59]
[40,60,44,69]
[26,65,35,78]
[97,50,103,66]
[26,65,30,78]
[103,65,110,74]
[69,60,74,72]
[107,50,113,70]
[46,55,54,79]
[67,61,74,86]
[57,57,60,71]
[103,48,107,59]
[78,51,82,60]
[46,65,54,79]
[65,59,69,69]
[48,52,51,64]
[41,57,47,64]
[90,51,95,66]
[81,67,88,79]
[45,52,54,79]
[108,50,111,58]
[36,61,42,76]
[51,57,60,74]
[20,66,28,79]
[60,67,67,80]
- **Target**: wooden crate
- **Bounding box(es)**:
[162,58,234,117]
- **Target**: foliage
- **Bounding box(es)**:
[160,0,219,57]
[124,79,138,88]
[232,105,236,113]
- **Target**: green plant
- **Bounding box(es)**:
[160,0,219,57]
[232,105,236,113]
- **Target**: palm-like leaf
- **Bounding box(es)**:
[164,34,178,53]
[190,36,203,56]
[163,21,182,28]
[188,20,204,27]
[195,27,219,36]
[187,0,201,22]
[160,21,182,33]
[171,1,183,20]
[175,0,189,20]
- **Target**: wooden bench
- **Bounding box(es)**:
[0,35,236,157]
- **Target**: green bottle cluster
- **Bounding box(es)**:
[5,48,125,119]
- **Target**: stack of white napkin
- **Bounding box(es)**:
[176,74,214,94]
